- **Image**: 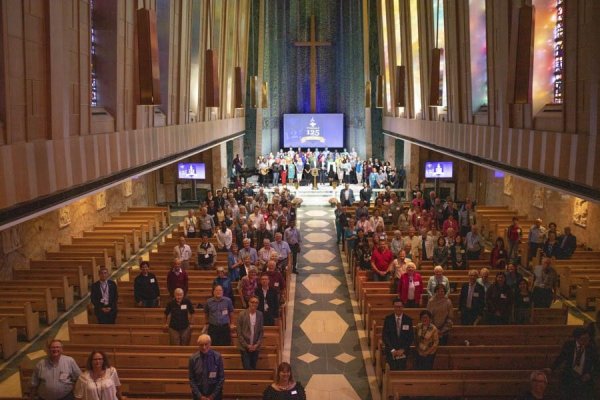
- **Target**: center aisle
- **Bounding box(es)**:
[289,205,374,399]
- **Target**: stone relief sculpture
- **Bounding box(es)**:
[58,207,71,228]
[503,175,513,196]
[123,180,133,197]
[573,198,588,228]
[1,226,22,253]
[96,191,106,210]
[532,186,545,209]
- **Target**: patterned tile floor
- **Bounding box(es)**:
[291,206,373,399]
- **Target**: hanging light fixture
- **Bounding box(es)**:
[260,0,269,108]
[429,0,442,107]
[375,75,384,108]
[205,0,220,108]
[248,0,258,109]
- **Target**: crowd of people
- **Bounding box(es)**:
[342,189,577,326]
[30,338,306,400]
[36,185,306,399]
[232,148,406,188]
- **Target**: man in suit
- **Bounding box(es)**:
[359,182,373,206]
[91,266,118,324]
[550,326,598,399]
[339,183,355,206]
[556,226,577,259]
[458,269,486,325]
[382,299,414,370]
[255,273,279,326]
[236,295,264,370]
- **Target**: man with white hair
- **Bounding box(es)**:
[188,334,224,400]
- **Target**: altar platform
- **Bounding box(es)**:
[264,183,364,206]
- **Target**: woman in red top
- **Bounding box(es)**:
[397,262,424,308]
[489,237,507,269]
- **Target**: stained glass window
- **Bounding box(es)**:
[469,0,488,111]
[552,0,564,104]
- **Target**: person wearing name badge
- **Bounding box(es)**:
[73,351,122,400]
[173,236,193,270]
[197,234,217,270]
[167,258,189,297]
[30,339,81,400]
[514,278,534,324]
[485,272,513,325]
[184,209,198,238]
[458,270,486,325]
[382,299,414,371]
[164,288,195,345]
[236,296,264,370]
[189,334,225,400]
[90,266,118,324]
[262,362,306,400]
[134,261,160,308]
[414,310,439,370]
[397,262,423,308]
[204,285,234,346]
[255,273,279,326]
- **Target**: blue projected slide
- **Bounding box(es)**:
[424,161,453,179]
[178,163,206,180]
[283,114,344,148]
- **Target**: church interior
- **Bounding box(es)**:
[0,0,599,399]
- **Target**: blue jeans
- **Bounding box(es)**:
[240,349,259,369]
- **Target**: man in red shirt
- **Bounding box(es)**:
[371,241,394,281]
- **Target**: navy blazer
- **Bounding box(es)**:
[382,313,414,354]
[458,282,486,316]
[91,279,118,311]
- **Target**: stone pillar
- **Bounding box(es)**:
[211,144,229,189]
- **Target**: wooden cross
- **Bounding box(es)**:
[293,16,331,113]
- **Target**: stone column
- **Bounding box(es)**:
[211,144,229,189]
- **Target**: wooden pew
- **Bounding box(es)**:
[576,277,600,309]
[82,230,142,252]
[29,258,98,282]
[382,369,537,399]
[0,318,18,359]
[109,217,159,238]
[92,226,149,247]
[13,265,88,296]
[0,302,39,341]
[0,288,58,323]
[59,243,124,265]
[0,276,74,309]
[68,323,282,349]
[71,236,132,260]
[46,250,112,271]
[558,264,600,297]
[20,367,273,399]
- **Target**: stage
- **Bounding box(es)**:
[264,183,365,206]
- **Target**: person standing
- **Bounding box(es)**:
[464,225,485,260]
[173,236,193,270]
[532,257,558,308]
[164,288,195,346]
[262,362,306,400]
[458,270,486,325]
[184,210,198,238]
[74,351,122,400]
[30,339,81,400]
[90,266,118,324]
[507,217,522,261]
[204,285,234,346]
[339,183,355,206]
[528,218,547,262]
[382,299,414,370]
[284,220,302,274]
[133,261,160,307]
[255,273,280,326]
[236,296,264,370]
[414,310,439,370]
[370,241,394,282]
[167,258,189,297]
[516,370,549,400]
[189,334,225,400]
[550,327,598,400]
[197,234,217,270]
[485,273,513,325]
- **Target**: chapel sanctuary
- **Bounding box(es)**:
[0,0,598,399]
